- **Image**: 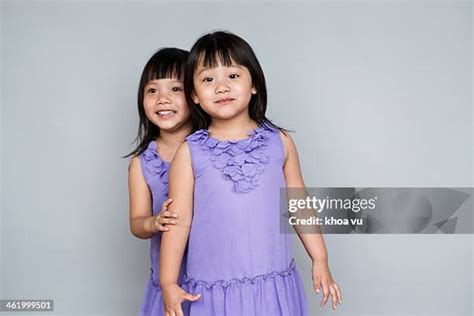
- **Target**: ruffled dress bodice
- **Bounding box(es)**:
[140,141,170,213]
[183,126,308,315]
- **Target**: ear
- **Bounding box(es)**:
[192,91,200,104]
[251,85,257,95]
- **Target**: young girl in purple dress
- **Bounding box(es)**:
[127,48,198,316]
[160,32,343,316]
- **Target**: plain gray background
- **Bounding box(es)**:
[1,1,472,315]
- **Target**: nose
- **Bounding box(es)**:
[215,79,230,94]
[156,93,171,105]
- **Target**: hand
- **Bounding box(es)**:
[312,259,342,310]
[151,198,179,233]
[162,283,201,316]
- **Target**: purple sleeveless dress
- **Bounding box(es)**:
[138,141,186,316]
[182,126,308,315]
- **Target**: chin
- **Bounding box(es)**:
[213,109,247,120]
[156,120,178,130]
[159,120,189,132]
[205,106,236,117]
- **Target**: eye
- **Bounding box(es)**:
[202,77,213,83]
[229,74,240,79]
[171,86,183,92]
[146,88,157,94]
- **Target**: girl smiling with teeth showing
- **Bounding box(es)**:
[125,48,196,316]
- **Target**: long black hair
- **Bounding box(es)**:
[125,47,189,158]
[184,31,286,132]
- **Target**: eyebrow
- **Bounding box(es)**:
[145,80,183,85]
[197,65,243,76]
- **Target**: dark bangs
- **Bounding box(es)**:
[142,48,187,83]
[194,33,253,70]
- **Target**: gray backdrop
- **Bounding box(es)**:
[1,1,472,315]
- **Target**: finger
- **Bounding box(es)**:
[334,283,342,304]
[183,292,201,302]
[162,210,179,219]
[161,198,173,212]
[161,211,178,219]
[154,215,161,227]
[159,217,177,225]
[313,276,321,294]
[157,224,170,232]
[329,284,338,309]
[320,281,330,306]
[153,220,160,232]
[163,198,173,208]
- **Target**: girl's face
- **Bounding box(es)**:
[192,59,257,121]
[143,78,190,132]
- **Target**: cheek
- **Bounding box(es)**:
[234,85,250,99]
[143,97,155,113]
[194,86,213,103]
[175,95,189,113]
[198,100,214,114]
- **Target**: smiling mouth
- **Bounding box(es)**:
[156,110,177,117]
[215,98,235,104]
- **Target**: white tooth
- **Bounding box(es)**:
[158,110,174,115]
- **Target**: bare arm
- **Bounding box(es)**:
[128,156,157,239]
[280,132,328,262]
[280,132,342,310]
[160,142,200,314]
[128,156,177,239]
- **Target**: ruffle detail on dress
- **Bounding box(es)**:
[139,276,164,316]
[150,267,160,290]
[183,259,297,290]
[186,126,275,193]
[141,141,169,185]
[181,259,308,316]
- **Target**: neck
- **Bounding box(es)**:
[156,123,192,146]
[209,114,258,139]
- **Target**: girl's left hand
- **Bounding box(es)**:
[312,259,342,310]
[152,198,179,233]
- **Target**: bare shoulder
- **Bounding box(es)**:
[172,142,191,164]
[128,155,142,174]
[169,141,194,196]
[128,154,149,193]
[278,130,297,161]
[278,129,294,145]
[169,142,192,176]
